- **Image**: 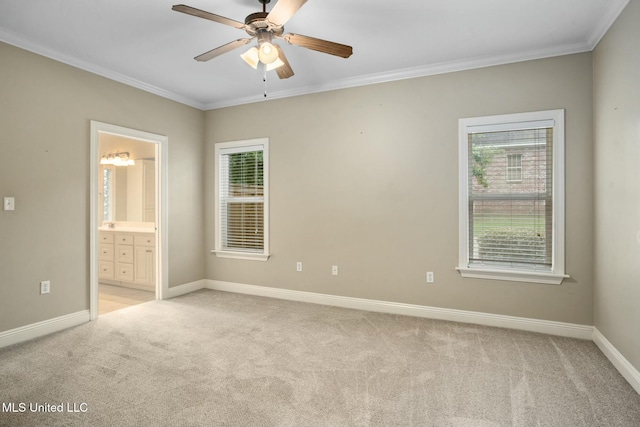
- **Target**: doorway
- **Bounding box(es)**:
[89,121,168,320]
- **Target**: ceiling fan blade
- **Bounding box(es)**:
[172,4,246,30]
[267,0,308,27]
[195,38,253,62]
[274,45,294,79]
[282,33,353,58]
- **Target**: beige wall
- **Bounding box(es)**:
[593,1,640,370]
[0,42,205,332]
[205,52,595,325]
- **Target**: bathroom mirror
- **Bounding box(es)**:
[99,134,156,224]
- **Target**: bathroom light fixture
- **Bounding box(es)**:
[100,152,135,166]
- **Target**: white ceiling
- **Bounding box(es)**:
[0,0,629,110]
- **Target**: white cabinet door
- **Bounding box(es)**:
[134,246,155,287]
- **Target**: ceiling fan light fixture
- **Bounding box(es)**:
[241,46,283,71]
[258,41,279,64]
[241,47,260,69]
[266,57,285,71]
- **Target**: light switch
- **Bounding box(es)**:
[3,197,15,211]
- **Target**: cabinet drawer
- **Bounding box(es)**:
[116,234,134,245]
[117,263,134,282]
[134,234,155,247]
[99,232,114,244]
[117,245,134,263]
[99,261,114,279]
[99,243,114,261]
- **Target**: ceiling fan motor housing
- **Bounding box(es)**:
[245,12,284,37]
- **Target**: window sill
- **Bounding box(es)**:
[456,266,569,285]
[211,250,270,262]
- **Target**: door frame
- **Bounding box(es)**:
[89,121,169,320]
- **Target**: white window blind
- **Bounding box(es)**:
[215,138,269,261]
[468,127,552,269]
[458,110,566,284]
[220,147,264,252]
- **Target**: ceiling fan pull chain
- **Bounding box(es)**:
[263,63,268,97]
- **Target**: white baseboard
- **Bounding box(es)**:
[0,278,207,349]
[2,281,637,395]
[165,279,207,299]
[0,310,90,349]
[593,328,640,394]
[205,280,593,340]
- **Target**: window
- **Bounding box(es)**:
[457,110,567,284]
[214,138,269,261]
[102,165,115,222]
[506,154,522,182]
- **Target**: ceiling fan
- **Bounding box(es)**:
[172,0,353,79]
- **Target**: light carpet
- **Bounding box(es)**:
[1,289,639,426]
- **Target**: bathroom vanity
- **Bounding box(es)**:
[98,227,155,290]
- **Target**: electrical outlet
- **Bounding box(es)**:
[40,280,51,294]
[4,197,15,211]
[332,265,339,276]
[426,272,434,283]
[296,262,303,272]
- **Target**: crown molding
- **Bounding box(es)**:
[204,0,629,109]
[586,0,630,49]
[0,27,206,110]
[1,0,629,112]
[204,40,591,110]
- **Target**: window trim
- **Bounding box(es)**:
[213,138,270,262]
[457,109,568,285]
